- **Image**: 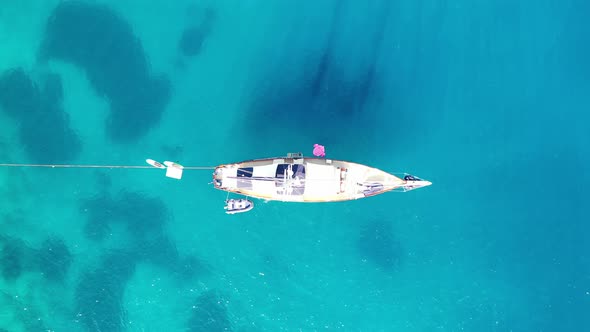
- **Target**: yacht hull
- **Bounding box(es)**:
[212,155,429,202]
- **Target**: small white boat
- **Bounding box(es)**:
[146,159,166,169]
[224,199,254,214]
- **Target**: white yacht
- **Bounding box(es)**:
[212,153,431,204]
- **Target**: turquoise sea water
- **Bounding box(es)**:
[0,1,588,331]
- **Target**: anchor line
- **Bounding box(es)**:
[0,163,215,170]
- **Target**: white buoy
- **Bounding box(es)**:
[164,161,184,180]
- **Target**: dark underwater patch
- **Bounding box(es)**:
[135,231,178,266]
[81,190,166,236]
[0,235,73,283]
[0,291,48,331]
[244,2,393,145]
[135,233,210,280]
[248,52,381,138]
[178,8,214,57]
[80,195,115,241]
[76,190,211,330]
[75,250,136,332]
[179,26,207,57]
[80,191,208,280]
[0,68,81,163]
[187,290,232,332]
[115,191,169,237]
[0,237,28,281]
[0,68,40,117]
[36,237,72,282]
[357,220,404,271]
[81,191,168,241]
[39,1,171,143]
[160,144,184,161]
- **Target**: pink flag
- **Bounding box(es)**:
[313,144,325,157]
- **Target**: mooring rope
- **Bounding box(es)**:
[0,163,215,170]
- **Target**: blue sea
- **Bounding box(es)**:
[0,1,588,331]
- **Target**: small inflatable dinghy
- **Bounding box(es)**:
[224,199,254,214]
